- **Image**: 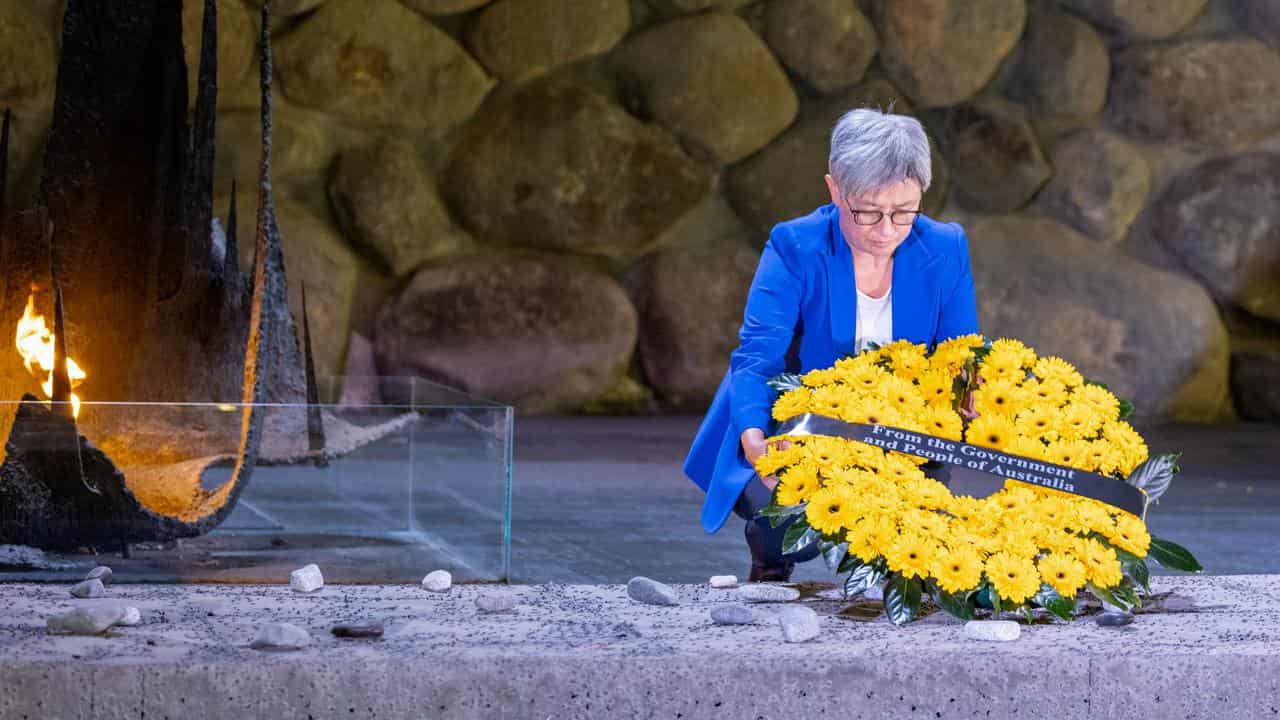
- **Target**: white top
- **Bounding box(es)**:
[855,287,893,353]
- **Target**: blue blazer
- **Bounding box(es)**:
[683,204,980,533]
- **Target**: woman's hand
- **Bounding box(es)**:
[741,428,789,490]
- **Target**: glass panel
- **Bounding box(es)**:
[0,377,511,584]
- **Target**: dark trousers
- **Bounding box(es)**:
[732,475,821,572]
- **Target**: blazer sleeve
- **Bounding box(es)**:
[935,223,980,342]
[728,224,803,438]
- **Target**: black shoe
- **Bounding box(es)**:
[748,560,795,583]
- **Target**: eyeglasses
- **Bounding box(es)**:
[845,201,920,226]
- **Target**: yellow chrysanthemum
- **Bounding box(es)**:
[985,551,1042,605]
[915,370,956,407]
[775,465,821,506]
[1014,404,1057,440]
[887,345,930,382]
[1037,553,1087,598]
[885,532,938,580]
[973,378,1027,418]
[881,374,925,415]
[771,387,813,423]
[918,405,963,442]
[1079,538,1124,587]
[1043,438,1091,470]
[843,362,887,393]
[1056,402,1104,441]
[1034,356,1083,388]
[1025,378,1069,408]
[980,347,1025,383]
[1007,435,1048,463]
[1110,513,1151,557]
[932,545,984,594]
[990,338,1037,368]
[802,367,841,387]
[966,413,1017,451]
[806,485,858,536]
[1074,383,1121,420]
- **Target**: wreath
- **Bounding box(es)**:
[754,335,1202,625]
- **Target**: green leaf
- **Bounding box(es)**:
[1123,557,1151,594]
[989,587,1003,618]
[929,584,976,621]
[1118,399,1135,420]
[766,373,804,395]
[757,502,806,529]
[1147,536,1203,573]
[782,521,819,556]
[821,541,849,573]
[844,562,885,599]
[1088,582,1134,612]
[1126,454,1180,504]
[837,552,863,574]
[1033,587,1077,622]
[885,575,920,626]
[1112,583,1142,610]
[1018,605,1034,623]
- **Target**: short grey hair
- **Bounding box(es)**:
[828,108,932,201]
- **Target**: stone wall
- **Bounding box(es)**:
[1,0,1278,420]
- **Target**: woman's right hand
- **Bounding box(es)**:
[741,428,788,490]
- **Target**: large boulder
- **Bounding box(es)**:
[213,103,335,197]
[441,80,712,261]
[1058,0,1207,39]
[399,0,495,14]
[1035,129,1150,246]
[967,214,1232,421]
[762,0,878,94]
[928,96,1050,214]
[875,0,1025,108]
[1234,0,1280,50]
[1107,39,1280,151]
[328,137,470,278]
[613,12,798,164]
[1224,311,1280,421]
[183,0,256,109]
[1005,10,1109,133]
[374,256,638,413]
[0,3,56,103]
[645,0,753,17]
[276,0,494,133]
[724,75,947,240]
[623,195,759,409]
[1150,153,1280,323]
[465,0,630,82]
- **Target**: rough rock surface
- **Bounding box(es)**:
[1036,129,1150,245]
[928,96,1050,213]
[465,0,630,81]
[762,0,878,94]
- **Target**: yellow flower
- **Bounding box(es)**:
[1025,378,1069,408]
[771,387,813,422]
[1037,553,1087,598]
[985,551,1042,605]
[1014,405,1057,440]
[887,345,930,382]
[967,414,1017,451]
[918,405,963,442]
[842,362,887,393]
[973,378,1027,418]
[932,545,984,594]
[845,399,903,428]
[1073,383,1121,420]
[806,485,857,536]
[980,347,1025,383]
[915,370,956,407]
[886,532,938,580]
[775,465,821,506]
[1079,538,1124,587]
[802,367,840,387]
[881,374,925,415]
[990,338,1037,368]
[1008,435,1048,463]
[1110,513,1151,557]
[1034,356,1083,388]
[1056,402,1104,441]
[1043,438,1091,470]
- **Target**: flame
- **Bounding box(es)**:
[15,293,86,417]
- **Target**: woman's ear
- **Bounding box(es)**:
[824,174,842,206]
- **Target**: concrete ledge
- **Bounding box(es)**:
[1,576,1278,719]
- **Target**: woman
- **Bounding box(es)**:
[684,108,979,582]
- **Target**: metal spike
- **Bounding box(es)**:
[225,179,240,286]
[185,0,219,264]
[301,282,326,457]
[51,282,73,419]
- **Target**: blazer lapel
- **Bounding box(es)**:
[826,211,856,358]
[892,224,944,345]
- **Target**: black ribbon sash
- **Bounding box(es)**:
[775,413,1147,517]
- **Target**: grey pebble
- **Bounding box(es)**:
[710,604,755,625]
[250,623,311,650]
[738,583,800,603]
[70,579,105,599]
[85,566,113,585]
[331,620,384,638]
[47,606,125,635]
[626,576,679,606]
[475,593,516,613]
[778,606,820,643]
[1096,611,1135,627]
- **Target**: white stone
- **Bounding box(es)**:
[85,566,113,585]
[290,564,324,593]
[250,622,311,650]
[47,606,126,635]
[709,575,738,589]
[627,577,679,606]
[421,570,452,593]
[964,620,1021,642]
[70,579,105,598]
[738,584,800,603]
[116,607,142,627]
[778,606,820,643]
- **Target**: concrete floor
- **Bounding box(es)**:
[1,417,1276,585]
